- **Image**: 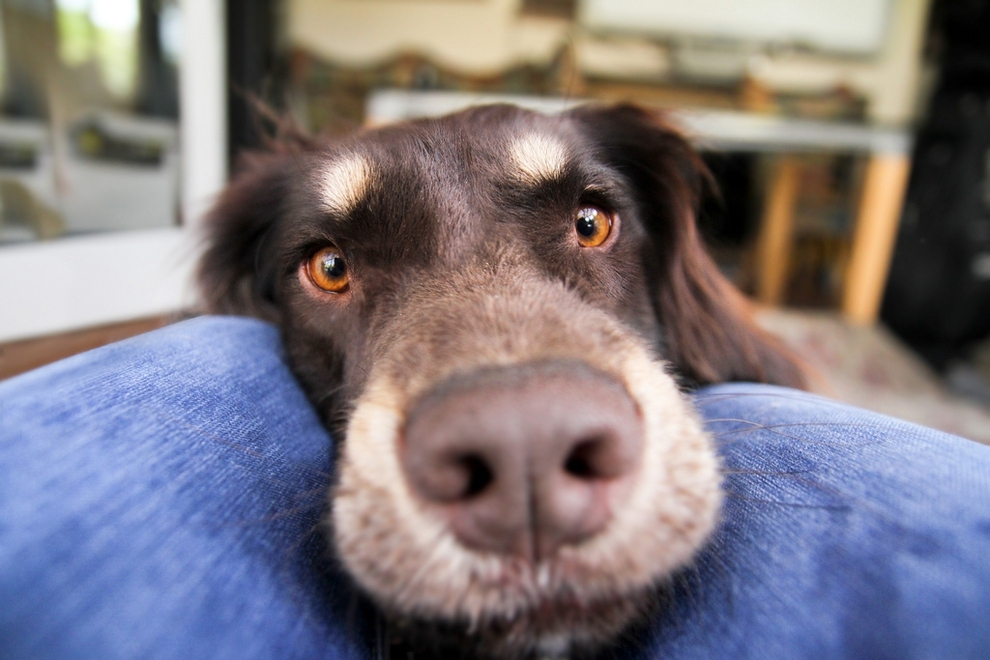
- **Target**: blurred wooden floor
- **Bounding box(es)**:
[0,317,168,381]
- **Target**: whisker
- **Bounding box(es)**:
[722,490,851,512]
[153,407,265,458]
[718,468,815,476]
[709,420,889,447]
[694,390,838,405]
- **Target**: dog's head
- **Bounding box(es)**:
[199,103,802,657]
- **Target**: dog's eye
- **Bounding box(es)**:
[574,206,612,248]
[307,247,349,293]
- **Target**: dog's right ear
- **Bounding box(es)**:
[197,152,296,322]
[569,104,807,390]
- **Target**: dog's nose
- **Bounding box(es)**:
[402,362,644,561]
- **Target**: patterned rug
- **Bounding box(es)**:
[757,310,990,446]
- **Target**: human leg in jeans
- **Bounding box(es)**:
[1,317,988,659]
[624,384,990,659]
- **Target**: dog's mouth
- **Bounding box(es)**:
[381,581,655,659]
[478,571,655,640]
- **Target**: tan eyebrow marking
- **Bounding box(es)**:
[321,154,372,215]
[509,134,569,184]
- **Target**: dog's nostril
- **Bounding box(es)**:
[460,454,493,498]
[564,435,627,481]
[564,439,600,478]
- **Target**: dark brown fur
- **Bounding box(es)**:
[198,103,805,657]
[200,104,803,419]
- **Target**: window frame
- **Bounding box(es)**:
[0,0,227,343]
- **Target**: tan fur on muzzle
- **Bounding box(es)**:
[330,258,722,654]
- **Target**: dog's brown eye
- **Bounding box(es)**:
[307,247,349,293]
[575,206,611,248]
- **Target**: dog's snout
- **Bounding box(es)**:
[402,362,644,561]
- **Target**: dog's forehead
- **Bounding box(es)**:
[318,109,583,200]
[299,109,605,269]
[505,131,571,184]
[319,153,373,217]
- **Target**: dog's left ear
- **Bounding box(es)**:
[569,104,806,389]
[197,150,303,323]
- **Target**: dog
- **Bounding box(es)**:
[198,103,804,658]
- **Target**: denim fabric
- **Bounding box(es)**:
[625,385,990,660]
[0,317,367,660]
[1,317,988,659]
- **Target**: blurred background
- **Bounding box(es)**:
[1,0,989,442]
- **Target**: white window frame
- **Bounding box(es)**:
[0,0,227,343]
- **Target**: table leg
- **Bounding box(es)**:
[755,156,800,306]
[841,154,912,325]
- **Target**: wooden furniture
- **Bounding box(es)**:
[675,108,912,325]
[368,90,913,325]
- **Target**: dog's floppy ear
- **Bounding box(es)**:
[197,152,297,322]
[569,104,806,389]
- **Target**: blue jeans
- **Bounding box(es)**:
[1,317,988,659]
